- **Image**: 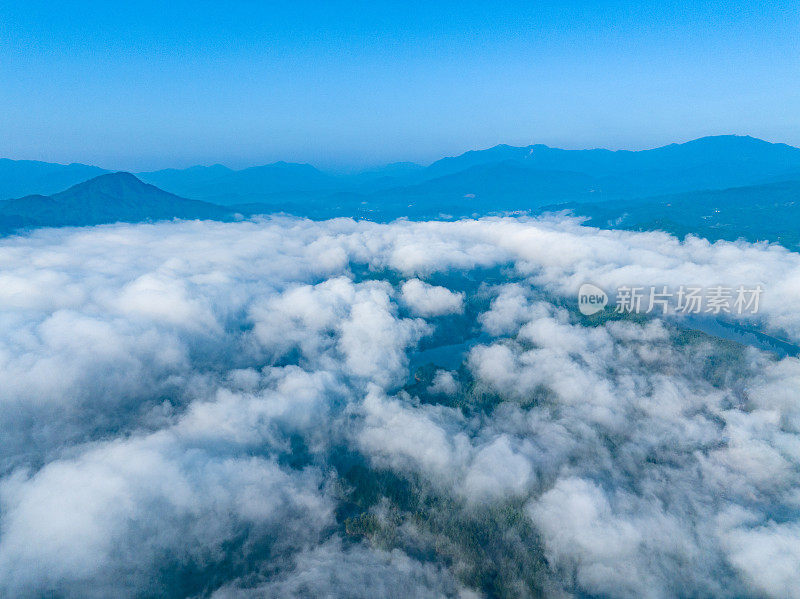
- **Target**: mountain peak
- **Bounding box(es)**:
[82,171,144,184]
[53,172,163,200]
[0,171,230,232]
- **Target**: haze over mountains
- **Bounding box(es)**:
[2,135,800,246]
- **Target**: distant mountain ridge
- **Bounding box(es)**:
[2,136,800,248]
[425,135,800,179]
[137,161,342,204]
[137,135,800,206]
[6,135,800,207]
[0,159,109,200]
[417,135,800,200]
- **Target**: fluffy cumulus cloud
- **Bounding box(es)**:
[400,278,464,317]
[0,215,799,597]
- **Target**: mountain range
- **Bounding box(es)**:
[2,135,800,247]
[0,159,107,200]
[7,135,800,205]
[557,179,800,248]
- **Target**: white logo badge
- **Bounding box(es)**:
[578,283,608,316]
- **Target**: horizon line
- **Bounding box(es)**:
[2,133,796,175]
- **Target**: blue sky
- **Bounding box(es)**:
[1,0,798,171]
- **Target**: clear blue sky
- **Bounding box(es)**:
[1,0,798,171]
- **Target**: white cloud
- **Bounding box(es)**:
[400,279,464,317]
[0,215,799,597]
[429,370,459,395]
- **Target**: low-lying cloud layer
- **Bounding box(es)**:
[0,216,799,598]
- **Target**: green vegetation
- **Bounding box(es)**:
[336,462,551,599]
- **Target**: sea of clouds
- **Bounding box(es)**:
[0,215,799,598]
